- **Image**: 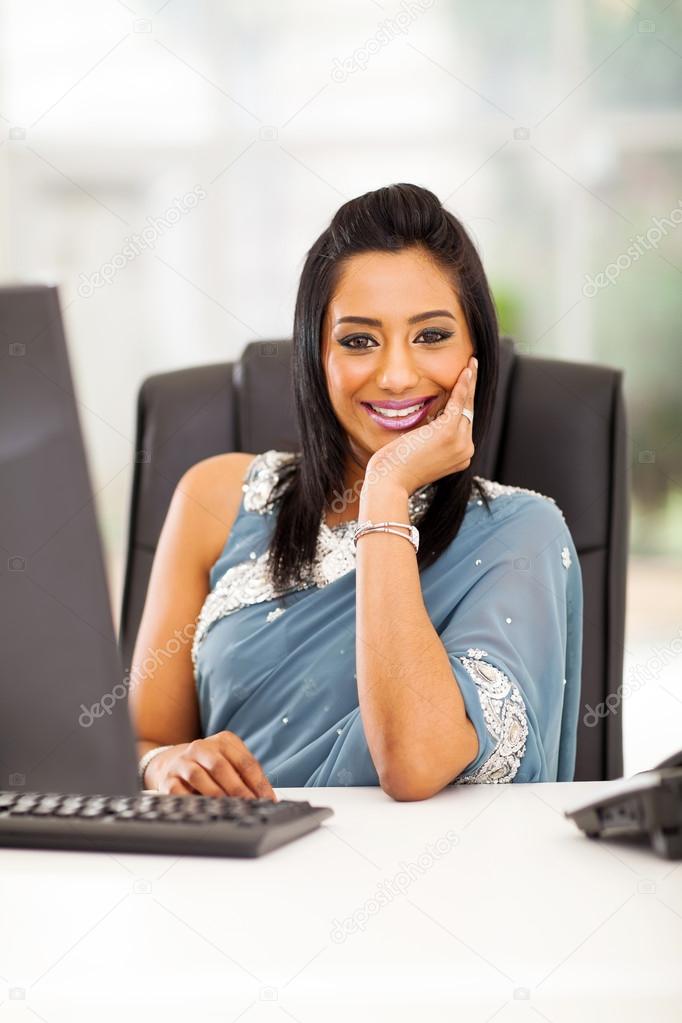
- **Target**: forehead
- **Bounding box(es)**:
[326,248,459,323]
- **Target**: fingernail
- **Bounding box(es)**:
[472,357,478,370]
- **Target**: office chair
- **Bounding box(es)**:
[119,336,629,782]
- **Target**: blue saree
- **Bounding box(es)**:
[192,450,583,787]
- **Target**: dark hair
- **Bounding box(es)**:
[266,182,499,592]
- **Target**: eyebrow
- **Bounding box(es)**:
[334,309,456,328]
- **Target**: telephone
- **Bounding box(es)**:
[564,747,682,860]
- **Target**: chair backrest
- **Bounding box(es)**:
[119,336,629,782]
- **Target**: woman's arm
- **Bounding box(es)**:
[355,479,479,802]
[128,452,255,761]
[357,478,581,797]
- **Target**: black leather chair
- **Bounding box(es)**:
[119,337,629,782]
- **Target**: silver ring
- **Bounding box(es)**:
[461,407,474,425]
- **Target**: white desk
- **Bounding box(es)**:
[1,781,681,1021]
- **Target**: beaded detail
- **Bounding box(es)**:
[466,647,488,661]
[192,452,562,673]
[191,450,436,669]
[242,449,298,514]
[452,647,529,784]
[242,454,556,516]
[471,476,557,506]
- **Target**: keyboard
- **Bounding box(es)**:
[0,789,334,858]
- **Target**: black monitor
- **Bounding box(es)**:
[0,284,139,796]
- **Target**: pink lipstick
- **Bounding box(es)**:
[361,396,437,431]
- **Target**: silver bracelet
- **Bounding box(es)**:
[138,744,174,787]
[353,519,420,554]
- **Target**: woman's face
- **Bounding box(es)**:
[321,246,475,471]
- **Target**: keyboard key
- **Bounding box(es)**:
[0,788,333,857]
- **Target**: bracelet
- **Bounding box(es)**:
[353,519,420,554]
[138,744,174,787]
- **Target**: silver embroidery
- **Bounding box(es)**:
[192,450,436,669]
[453,654,529,784]
[561,545,572,569]
[466,647,488,660]
[191,557,293,669]
[471,476,557,505]
[242,449,298,514]
[192,452,564,674]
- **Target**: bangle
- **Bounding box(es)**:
[138,744,174,787]
[353,519,419,554]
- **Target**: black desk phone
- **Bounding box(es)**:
[564,748,682,859]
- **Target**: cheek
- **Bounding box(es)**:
[429,351,465,391]
[326,357,367,406]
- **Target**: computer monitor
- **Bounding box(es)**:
[0,284,140,796]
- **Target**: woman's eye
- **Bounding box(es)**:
[339,335,376,350]
[339,329,452,350]
[420,329,452,344]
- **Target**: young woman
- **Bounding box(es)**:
[130,183,583,802]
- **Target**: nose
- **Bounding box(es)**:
[374,339,420,394]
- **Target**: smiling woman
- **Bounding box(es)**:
[319,246,478,510]
[132,182,583,801]
[270,186,499,574]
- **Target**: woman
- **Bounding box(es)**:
[130,182,583,802]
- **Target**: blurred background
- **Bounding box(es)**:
[0,0,680,774]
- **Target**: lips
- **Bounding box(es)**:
[361,395,437,410]
[361,396,437,431]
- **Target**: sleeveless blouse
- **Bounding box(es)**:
[191,450,584,788]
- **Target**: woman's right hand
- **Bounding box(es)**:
[145,731,278,801]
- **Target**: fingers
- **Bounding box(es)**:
[175,757,232,797]
[453,356,477,439]
[168,756,262,801]
[192,742,264,799]
[203,757,261,800]
[165,776,196,796]
[180,737,258,799]
[441,361,473,426]
[160,733,278,801]
[439,358,476,473]
[464,355,477,415]
[220,732,278,800]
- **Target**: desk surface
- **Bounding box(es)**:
[1,780,681,1020]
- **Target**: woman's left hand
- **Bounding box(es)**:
[364,354,478,495]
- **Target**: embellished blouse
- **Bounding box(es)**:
[192,450,583,788]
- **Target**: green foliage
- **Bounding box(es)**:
[491,283,525,340]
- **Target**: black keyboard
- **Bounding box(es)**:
[0,790,334,858]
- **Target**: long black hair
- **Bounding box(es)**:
[266,182,499,592]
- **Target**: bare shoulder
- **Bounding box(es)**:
[182,451,258,507]
[176,452,258,571]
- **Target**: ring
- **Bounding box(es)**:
[461,407,474,425]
